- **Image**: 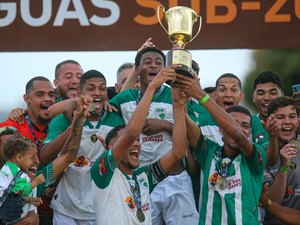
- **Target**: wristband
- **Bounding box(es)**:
[279,166,288,173]
[279,166,288,176]
[199,94,210,105]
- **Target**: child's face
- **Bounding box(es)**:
[18,146,37,172]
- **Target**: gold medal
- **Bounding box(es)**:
[90,134,98,143]
[136,208,145,222]
[217,176,228,190]
[288,140,300,150]
[89,102,96,112]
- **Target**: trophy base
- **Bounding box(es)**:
[166,49,193,85]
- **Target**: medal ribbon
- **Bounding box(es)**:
[24,113,42,154]
[127,174,142,211]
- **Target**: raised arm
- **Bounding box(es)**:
[175,74,253,156]
[50,94,91,179]
[112,66,177,162]
[159,87,187,173]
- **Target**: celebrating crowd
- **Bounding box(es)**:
[0,39,299,225]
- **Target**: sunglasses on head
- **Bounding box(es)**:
[0,126,19,137]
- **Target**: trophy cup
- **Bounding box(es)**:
[157,5,202,81]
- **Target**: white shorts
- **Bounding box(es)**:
[53,211,96,225]
[150,170,199,225]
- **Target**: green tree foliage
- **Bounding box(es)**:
[243,49,300,112]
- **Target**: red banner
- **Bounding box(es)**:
[0,0,299,51]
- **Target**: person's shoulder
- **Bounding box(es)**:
[0,119,19,128]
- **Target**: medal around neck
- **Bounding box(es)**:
[217,176,228,190]
[136,208,145,223]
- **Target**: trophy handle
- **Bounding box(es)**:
[157,5,169,35]
[190,15,202,43]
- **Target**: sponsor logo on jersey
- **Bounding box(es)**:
[73,155,88,167]
[99,157,106,175]
[138,177,148,189]
[142,134,163,142]
[154,108,166,119]
[125,196,136,209]
[228,178,242,190]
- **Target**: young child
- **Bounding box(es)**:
[0,137,45,224]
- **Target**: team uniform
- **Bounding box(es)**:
[264,146,300,225]
[193,136,266,225]
[198,110,269,149]
[90,149,168,225]
[0,118,47,153]
[46,111,123,224]
[109,86,199,225]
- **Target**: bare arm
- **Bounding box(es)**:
[269,144,297,203]
[12,211,39,225]
[50,94,91,179]
[112,66,177,163]
[260,183,300,225]
[175,74,253,156]
[185,113,200,149]
[39,127,71,165]
[47,98,77,119]
[120,66,140,92]
[160,87,187,173]
[142,118,173,136]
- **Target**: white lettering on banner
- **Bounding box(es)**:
[54,0,89,26]
[0,2,16,27]
[0,0,120,27]
[1,0,300,28]
[21,0,51,27]
[90,0,120,26]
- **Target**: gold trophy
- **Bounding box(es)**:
[157,5,202,81]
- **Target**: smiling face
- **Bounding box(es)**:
[215,77,244,110]
[54,63,83,100]
[108,128,141,174]
[273,105,299,144]
[24,80,55,125]
[80,77,107,117]
[17,145,38,172]
[253,82,282,121]
[139,51,164,87]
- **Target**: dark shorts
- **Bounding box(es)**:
[0,193,24,224]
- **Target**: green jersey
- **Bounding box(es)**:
[194,137,266,225]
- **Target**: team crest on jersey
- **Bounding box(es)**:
[284,186,295,199]
[90,134,98,143]
[99,157,107,175]
[73,156,88,167]
[154,108,166,119]
[138,177,148,189]
[125,196,136,209]
[290,162,297,170]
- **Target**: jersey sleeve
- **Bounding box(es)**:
[245,143,266,175]
[90,149,117,189]
[43,114,70,144]
[36,163,56,197]
[251,115,269,150]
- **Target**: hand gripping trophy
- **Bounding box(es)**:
[157,5,202,81]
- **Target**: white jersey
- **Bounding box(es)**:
[90,149,164,225]
[51,112,124,220]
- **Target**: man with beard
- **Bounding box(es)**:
[109,47,199,225]
[263,96,300,225]
[40,70,124,224]
[0,76,55,153]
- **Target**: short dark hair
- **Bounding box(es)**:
[105,125,126,149]
[80,70,106,89]
[135,47,166,66]
[203,86,216,94]
[3,137,35,161]
[192,60,200,75]
[268,96,299,116]
[55,59,81,79]
[216,73,242,89]
[226,105,252,126]
[25,76,51,94]
[253,71,283,91]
